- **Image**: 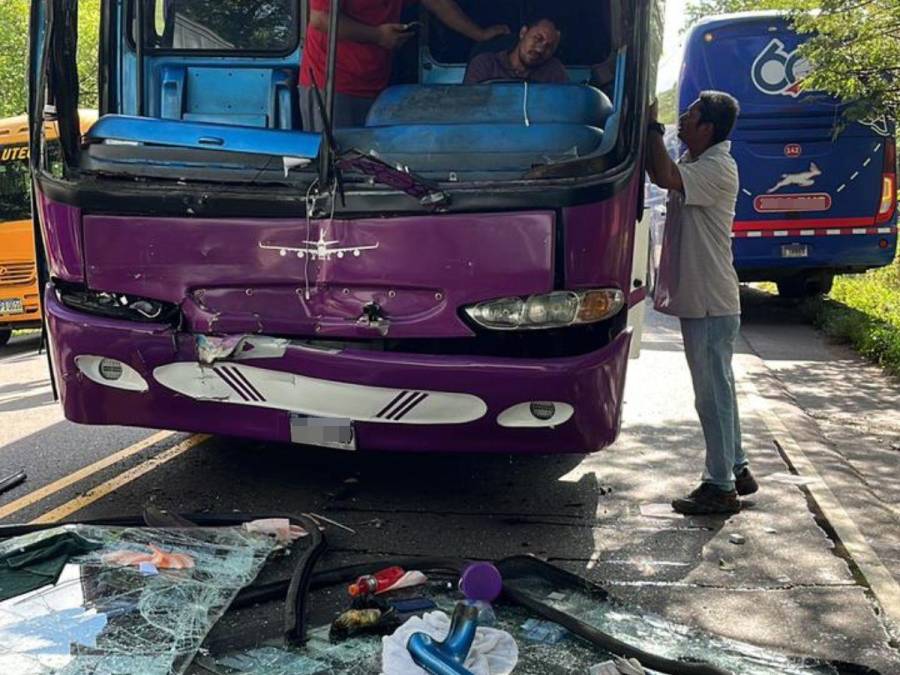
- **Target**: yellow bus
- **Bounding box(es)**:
[0,115,38,347]
[0,113,95,347]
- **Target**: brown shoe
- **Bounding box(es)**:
[672,483,740,515]
[734,467,759,496]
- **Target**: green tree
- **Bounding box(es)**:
[657,85,677,125]
[0,0,30,119]
[684,0,900,120]
[0,0,100,119]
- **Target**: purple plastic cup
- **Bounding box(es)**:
[459,562,503,602]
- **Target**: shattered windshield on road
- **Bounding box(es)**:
[0,524,277,675]
[0,522,880,675]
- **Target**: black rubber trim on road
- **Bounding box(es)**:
[283,514,327,645]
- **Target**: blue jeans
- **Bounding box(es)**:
[680,315,748,491]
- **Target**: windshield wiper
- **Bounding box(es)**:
[336,150,449,208]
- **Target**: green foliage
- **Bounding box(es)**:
[684,0,900,122]
[793,1,900,122]
[0,0,100,119]
[0,0,30,119]
[802,258,900,377]
[657,85,677,124]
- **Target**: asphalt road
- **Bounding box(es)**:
[1,290,899,672]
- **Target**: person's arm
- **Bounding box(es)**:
[309,9,410,50]
[645,101,683,192]
[421,0,509,42]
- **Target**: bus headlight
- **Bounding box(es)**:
[465,289,624,330]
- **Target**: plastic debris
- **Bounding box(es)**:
[729,533,746,545]
[102,544,195,569]
[138,561,159,576]
[383,609,518,675]
[521,618,568,644]
[718,558,736,572]
[243,518,309,544]
[590,658,646,674]
[460,562,503,602]
[0,469,26,496]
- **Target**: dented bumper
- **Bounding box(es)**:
[46,288,631,454]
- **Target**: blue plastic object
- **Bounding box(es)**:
[86,115,321,159]
[407,602,478,675]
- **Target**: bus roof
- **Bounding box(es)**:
[0,110,97,147]
[686,11,789,37]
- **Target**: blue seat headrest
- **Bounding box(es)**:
[365,84,613,128]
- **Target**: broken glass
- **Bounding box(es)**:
[506,576,862,675]
[0,524,277,675]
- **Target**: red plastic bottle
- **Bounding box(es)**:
[347,566,406,597]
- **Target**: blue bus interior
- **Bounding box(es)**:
[78,0,633,182]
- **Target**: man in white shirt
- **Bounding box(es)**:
[645,91,758,515]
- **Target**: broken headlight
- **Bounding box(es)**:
[464,289,624,330]
[58,286,179,324]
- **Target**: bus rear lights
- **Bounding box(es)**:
[497,401,574,428]
[877,175,895,217]
[75,356,149,392]
[58,287,179,324]
[465,289,624,330]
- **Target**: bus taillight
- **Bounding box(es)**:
[877,137,897,222]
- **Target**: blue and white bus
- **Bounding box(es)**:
[680,12,896,297]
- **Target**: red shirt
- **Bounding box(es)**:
[300,0,418,99]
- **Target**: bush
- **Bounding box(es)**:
[802,257,900,377]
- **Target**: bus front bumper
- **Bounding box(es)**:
[45,288,631,454]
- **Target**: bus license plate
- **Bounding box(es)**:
[290,415,356,451]
[0,298,24,315]
[781,244,809,259]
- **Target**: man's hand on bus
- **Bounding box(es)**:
[645,102,684,193]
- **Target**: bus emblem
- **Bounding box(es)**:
[259,230,379,261]
[784,144,802,158]
[766,162,822,193]
[751,38,812,98]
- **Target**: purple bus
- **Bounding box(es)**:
[28,0,662,453]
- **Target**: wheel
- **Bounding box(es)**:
[776,273,834,298]
[0,330,10,348]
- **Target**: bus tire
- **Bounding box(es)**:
[777,273,833,298]
[0,330,10,348]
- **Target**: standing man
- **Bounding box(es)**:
[645,91,759,515]
[300,0,509,130]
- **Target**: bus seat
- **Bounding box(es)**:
[157,65,297,130]
[335,123,603,172]
[364,84,613,128]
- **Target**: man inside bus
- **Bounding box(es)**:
[644,91,759,516]
[300,0,510,131]
[463,17,568,84]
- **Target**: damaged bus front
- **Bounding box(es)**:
[29,0,662,453]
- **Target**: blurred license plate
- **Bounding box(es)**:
[781,244,809,258]
[0,299,23,315]
[290,415,356,451]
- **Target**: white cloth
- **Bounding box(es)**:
[381,610,518,675]
[654,140,741,319]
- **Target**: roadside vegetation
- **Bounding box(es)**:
[801,256,900,377]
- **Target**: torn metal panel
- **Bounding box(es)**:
[196,335,289,365]
[0,525,276,675]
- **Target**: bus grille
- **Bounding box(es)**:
[0,262,36,286]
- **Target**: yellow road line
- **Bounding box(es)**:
[0,430,175,520]
[30,434,210,524]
